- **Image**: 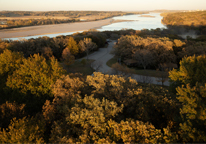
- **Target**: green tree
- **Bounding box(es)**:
[66,37,79,55]
[87,32,106,48]
[177,83,206,142]
[6,54,65,97]
[0,50,24,97]
[169,55,206,87]
[169,55,206,142]
[0,49,24,76]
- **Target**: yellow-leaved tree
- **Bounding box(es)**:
[0,117,45,143]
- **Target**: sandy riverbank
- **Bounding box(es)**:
[0,18,115,39]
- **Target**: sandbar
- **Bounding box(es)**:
[0,18,115,39]
[139,15,155,18]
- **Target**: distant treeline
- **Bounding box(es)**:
[1,18,79,29]
[161,11,206,35]
[0,11,139,18]
[162,11,206,26]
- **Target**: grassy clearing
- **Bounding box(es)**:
[61,59,95,75]
[106,57,169,78]
[106,57,118,67]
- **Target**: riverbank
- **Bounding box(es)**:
[0,18,137,39]
[0,18,118,39]
[0,13,166,39]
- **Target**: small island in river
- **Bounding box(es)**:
[139,15,155,18]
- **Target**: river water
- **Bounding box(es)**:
[98,13,166,31]
[4,13,166,41]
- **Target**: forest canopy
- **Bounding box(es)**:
[0,24,206,142]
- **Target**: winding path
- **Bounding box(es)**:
[81,40,170,86]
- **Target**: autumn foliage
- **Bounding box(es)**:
[0,29,206,142]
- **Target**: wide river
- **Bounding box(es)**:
[98,13,166,31]
[4,13,166,41]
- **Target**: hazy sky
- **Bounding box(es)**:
[0,0,206,11]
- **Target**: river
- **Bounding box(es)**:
[98,13,166,31]
[4,13,166,41]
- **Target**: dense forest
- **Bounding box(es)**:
[113,35,206,69]
[161,11,206,35]
[0,26,206,142]
[2,18,79,29]
[0,11,143,29]
[162,11,206,26]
